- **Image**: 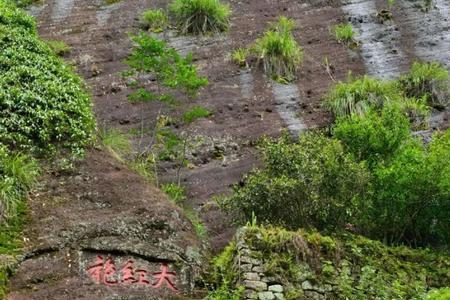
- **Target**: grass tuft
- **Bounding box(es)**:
[251,16,303,83]
[332,23,357,47]
[230,48,248,68]
[182,106,212,123]
[45,39,70,56]
[99,128,132,160]
[140,9,168,33]
[169,0,230,35]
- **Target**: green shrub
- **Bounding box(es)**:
[0,1,35,30]
[332,23,356,46]
[220,132,370,231]
[251,17,303,83]
[398,61,449,109]
[125,33,208,99]
[45,39,71,56]
[428,288,450,300]
[0,146,38,221]
[333,105,410,165]
[169,0,230,35]
[323,75,399,117]
[140,8,168,32]
[0,7,95,155]
[182,105,211,123]
[161,183,186,204]
[369,130,450,246]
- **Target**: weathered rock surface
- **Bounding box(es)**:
[7,149,202,300]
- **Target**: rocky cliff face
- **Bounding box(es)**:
[7,150,203,300]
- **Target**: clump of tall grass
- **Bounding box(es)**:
[251,16,303,83]
[99,127,132,161]
[323,75,399,117]
[398,61,449,109]
[230,47,248,68]
[169,0,230,35]
[332,23,357,47]
[140,8,168,33]
[0,146,39,222]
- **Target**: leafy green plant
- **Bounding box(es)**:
[161,182,186,204]
[125,33,208,99]
[323,75,399,117]
[140,8,168,33]
[220,132,370,231]
[398,61,449,109]
[427,288,450,300]
[0,5,95,155]
[251,16,303,83]
[333,105,410,165]
[230,48,248,67]
[45,39,70,56]
[332,23,357,47]
[169,0,230,35]
[182,105,211,123]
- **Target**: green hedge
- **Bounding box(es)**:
[0,1,95,156]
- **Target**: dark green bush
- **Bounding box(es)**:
[0,5,95,155]
[333,104,410,166]
[169,0,230,35]
[221,132,371,231]
[368,130,450,246]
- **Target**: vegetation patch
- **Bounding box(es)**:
[0,2,95,156]
[208,225,450,299]
[182,106,212,123]
[0,1,95,296]
[332,23,357,48]
[45,39,71,56]
[169,0,230,35]
[250,17,303,83]
[140,8,168,33]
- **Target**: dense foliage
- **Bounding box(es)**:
[0,1,95,155]
[220,132,371,231]
[223,101,450,246]
[209,226,450,299]
[169,0,230,35]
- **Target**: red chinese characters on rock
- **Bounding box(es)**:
[86,256,178,291]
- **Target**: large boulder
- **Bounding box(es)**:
[7,149,203,300]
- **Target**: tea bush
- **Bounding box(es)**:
[0,3,95,155]
[333,104,410,166]
[169,0,230,35]
[220,132,371,231]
